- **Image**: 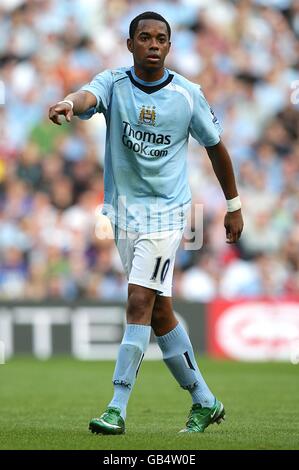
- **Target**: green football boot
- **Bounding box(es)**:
[89,407,125,435]
[179,398,225,433]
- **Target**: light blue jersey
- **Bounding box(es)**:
[79,67,222,233]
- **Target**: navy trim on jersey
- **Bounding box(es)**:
[130,66,169,85]
[126,70,174,94]
[114,76,128,84]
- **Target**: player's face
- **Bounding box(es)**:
[127,19,171,73]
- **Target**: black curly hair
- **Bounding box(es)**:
[129,11,171,40]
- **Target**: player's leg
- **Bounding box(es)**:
[107,284,155,421]
[151,291,225,433]
[103,229,184,430]
[151,295,177,336]
[152,295,215,407]
[126,283,156,325]
[89,227,156,435]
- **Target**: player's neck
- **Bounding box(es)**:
[133,65,166,83]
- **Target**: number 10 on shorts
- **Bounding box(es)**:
[151,257,170,284]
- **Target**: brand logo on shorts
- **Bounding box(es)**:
[139,105,156,126]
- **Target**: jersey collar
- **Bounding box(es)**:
[126,68,174,95]
[130,67,169,86]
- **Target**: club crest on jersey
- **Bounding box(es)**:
[139,105,156,126]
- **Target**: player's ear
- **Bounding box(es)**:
[164,41,171,58]
[127,38,133,53]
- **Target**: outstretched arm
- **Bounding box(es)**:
[206,140,244,244]
[49,91,97,125]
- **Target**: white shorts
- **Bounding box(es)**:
[113,226,184,297]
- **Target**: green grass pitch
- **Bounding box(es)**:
[0,357,298,450]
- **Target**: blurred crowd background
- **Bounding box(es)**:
[0,0,298,302]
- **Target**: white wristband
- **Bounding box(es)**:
[226,195,241,212]
[57,100,74,110]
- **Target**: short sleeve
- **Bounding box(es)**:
[78,70,114,119]
[189,87,222,147]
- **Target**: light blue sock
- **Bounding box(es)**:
[108,324,151,419]
[156,323,215,407]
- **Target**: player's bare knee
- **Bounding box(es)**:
[151,296,178,335]
[151,311,170,334]
[152,297,172,321]
[127,286,156,324]
[151,305,167,327]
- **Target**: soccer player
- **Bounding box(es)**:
[49,11,243,434]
